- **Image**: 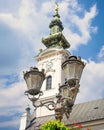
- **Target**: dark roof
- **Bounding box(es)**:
[67,98,104,124]
[35,98,104,126]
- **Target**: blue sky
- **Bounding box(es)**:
[0,0,104,130]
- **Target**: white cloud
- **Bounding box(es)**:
[0,80,27,114]
[0,76,33,128]
[0,0,35,33]
[76,60,104,103]
[63,3,98,50]
[0,0,51,54]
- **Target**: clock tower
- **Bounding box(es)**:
[35,3,71,117]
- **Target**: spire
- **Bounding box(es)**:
[41,2,70,49]
[49,2,64,34]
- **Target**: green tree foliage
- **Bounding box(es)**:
[41,120,69,130]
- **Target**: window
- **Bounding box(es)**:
[46,75,52,90]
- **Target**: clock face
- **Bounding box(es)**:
[46,61,53,70]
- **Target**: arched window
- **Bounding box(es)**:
[46,75,52,90]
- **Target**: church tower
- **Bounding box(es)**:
[35,3,71,117]
[19,3,72,130]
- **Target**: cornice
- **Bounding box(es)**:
[36,48,70,62]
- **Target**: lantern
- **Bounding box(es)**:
[24,67,45,95]
[62,56,85,86]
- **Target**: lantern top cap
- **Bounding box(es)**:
[69,55,77,60]
[62,55,86,70]
[68,55,82,60]
[23,67,39,76]
[30,67,38,71]
[23,67,45,79]
[68,55,86,66]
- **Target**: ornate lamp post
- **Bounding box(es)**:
[24,55,85,121]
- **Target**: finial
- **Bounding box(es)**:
[55,2,59,13]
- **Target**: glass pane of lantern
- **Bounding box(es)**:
[25,74,31,90]
[64,63,75,80]
[32,74,44,92]
[31,74,38,88]
[69,63,75,79]
[32,74,43,89]
[75,62,83,80]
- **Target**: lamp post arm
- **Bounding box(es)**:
[25,91,55,110]
[33,100,55,110]
[41,101,55,110]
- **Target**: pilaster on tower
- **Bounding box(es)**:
[42,2,70,49]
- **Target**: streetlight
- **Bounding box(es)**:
[24,55,85,121]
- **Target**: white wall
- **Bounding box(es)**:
[35,48,70,117]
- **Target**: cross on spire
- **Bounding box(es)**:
[55,2,59,13]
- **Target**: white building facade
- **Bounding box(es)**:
[35,48,70,117]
